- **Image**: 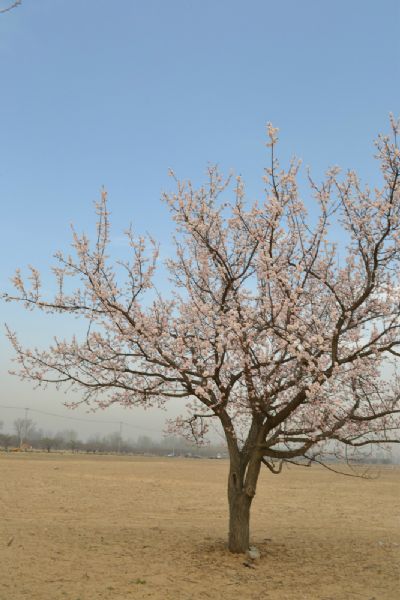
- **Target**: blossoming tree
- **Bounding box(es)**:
[5,120,400,553]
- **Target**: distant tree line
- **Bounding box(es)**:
[0,418,395,463]
[0,417,227,457]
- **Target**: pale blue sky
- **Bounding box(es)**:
[1,0,399,437]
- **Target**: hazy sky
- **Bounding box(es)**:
[1,0,399,439]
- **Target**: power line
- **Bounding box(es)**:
[0,404,162,434]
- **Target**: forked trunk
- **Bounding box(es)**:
[227,454,261,553]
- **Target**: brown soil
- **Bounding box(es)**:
[0,453,399,600]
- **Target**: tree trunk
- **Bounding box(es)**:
[227,454,261,553]
[228,485,252,553]
[224,417,263,553]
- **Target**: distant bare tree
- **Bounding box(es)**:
[105,431,123,453]
[0,432,14,451]
[0,1,21,14]
[59,429,80,452]
[40,434,61,453]
[13,417,35,447]
[85,434,106,454]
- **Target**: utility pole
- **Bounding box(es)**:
[118,421,122,454]
[20,407,29,448]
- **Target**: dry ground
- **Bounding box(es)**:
[0,453,399,600]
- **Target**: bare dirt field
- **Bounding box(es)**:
[0,453,399,600]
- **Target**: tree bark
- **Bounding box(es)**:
[227,454,261,553]
[228,485,253,553]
